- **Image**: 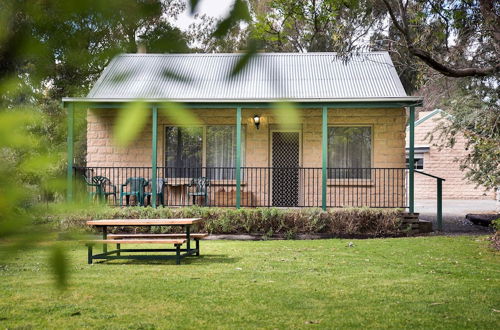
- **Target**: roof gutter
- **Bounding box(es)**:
[62,97,423,108]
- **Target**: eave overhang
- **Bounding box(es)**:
[62,97,423,109]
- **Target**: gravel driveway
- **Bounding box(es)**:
[416,199,498,234]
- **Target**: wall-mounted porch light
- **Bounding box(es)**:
[253,114,261,129]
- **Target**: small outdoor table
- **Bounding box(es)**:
[86,218,203,264]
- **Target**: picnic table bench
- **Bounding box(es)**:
[86,218,206,265]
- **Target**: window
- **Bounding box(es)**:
[166,127,203,168]
[406,154,424,170]
[328,126,372,179]
[165,125,245,179]
[206,126,241,169]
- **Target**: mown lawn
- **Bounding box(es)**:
[0,236,499,329]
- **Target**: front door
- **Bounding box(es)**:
[271,131,300,206]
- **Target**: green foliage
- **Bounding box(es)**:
[492,219,500,232]
[1,0,190,162]
[251,0,384,52]
[159,101,202,126]
[138,21,190,53]
[272,101,301,129]
[0,108,58,276]
[213,0,251,38]
[47,206,406,238]
[491,218,500,250]
[113,101,150,147]
[251,0,499,92]
[188,0,201,15]
[48,244,68,290]
[434,85,500,190]
[186,0,251,53]
[229,38,259,77]
[0,0,192,289]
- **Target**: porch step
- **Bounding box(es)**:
[418,220,433,233]
[401,212,420,222]
[401,213,419,226]
[401,213,432,234]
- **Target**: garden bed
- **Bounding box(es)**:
[46,206,411,238]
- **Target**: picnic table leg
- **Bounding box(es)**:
[186,224,191,251]
[102,226,107,253]
[196,239,200,256]
[87,245,93,264]
[175,244,181,265]
[116,243,121,256]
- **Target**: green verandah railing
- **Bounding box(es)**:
[73,166,409,209]
[64,100,421,211]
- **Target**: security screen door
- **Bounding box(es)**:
[271,131,300,206]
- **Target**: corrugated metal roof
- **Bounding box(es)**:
[86,52,408,101]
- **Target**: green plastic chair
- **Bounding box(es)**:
[187,177,210,206]
[120,177,148,206]
[84,175,117,204]
[145,178,167,206]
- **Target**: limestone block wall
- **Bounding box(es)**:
[87,109,152,167]
[412,112,495,200]
[86,107,407,207]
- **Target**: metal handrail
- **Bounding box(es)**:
[415,170,446,181]
[415,171,446,231]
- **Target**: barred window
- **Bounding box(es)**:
[165,126,245,179]
[165,127,202,178]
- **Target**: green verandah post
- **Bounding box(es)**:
[409,106,415,213]
[322,106,328,211]
[235,106,242,209]
[437,178,443,231]
[151,105,158,208]
[66,102,74,202]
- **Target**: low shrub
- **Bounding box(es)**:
[45,205,408,238]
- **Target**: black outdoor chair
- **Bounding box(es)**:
[120,177,148,206]
[145,178,167,206]
[83,175,117,204]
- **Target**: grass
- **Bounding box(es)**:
[0,236,499,329]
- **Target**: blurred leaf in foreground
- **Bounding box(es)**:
[213,0,250,38]
[49,244,68,290]
[188,0,201,14]
[160,101,202,126]
[230,39,259,78]
[113,101,150,147]
[272,101,301,129]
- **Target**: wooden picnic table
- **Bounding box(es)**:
[86,218,203,226]
[85,218,204,264]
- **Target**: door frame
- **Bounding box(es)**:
[269,128,303,206]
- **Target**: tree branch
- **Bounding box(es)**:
[381,0,500,78]
[409,47,500,77]
[381,0,407,39]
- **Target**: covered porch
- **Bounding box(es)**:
[64,100,421,211]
